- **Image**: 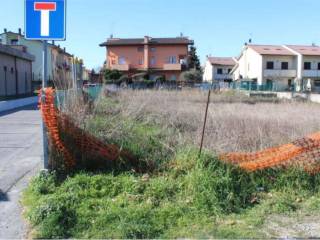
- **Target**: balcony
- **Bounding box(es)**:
[303,70,320,78]
[111,64,130,71]
[214,73,232,80]
[263,69,297,78]
[163,63,182,71]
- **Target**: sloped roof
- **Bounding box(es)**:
[100,37,194,46]
[248,44,295,56]
[0,44,34,61]
[208,57,236,66]
[286,45,320,56]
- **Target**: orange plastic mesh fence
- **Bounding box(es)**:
[40,88,320,173]
[219,131,320,174]
[39,88,137,170]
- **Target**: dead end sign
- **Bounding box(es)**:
[25,0,66,40]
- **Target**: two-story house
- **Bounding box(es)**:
[284,45,320,92]
[203,57,236,83]
[232,44,320,92]
[232,44,298,90]
[99,36,194,81]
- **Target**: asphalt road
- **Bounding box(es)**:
[0,105,42,239]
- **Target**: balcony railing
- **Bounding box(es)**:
[214,73,232,80]
[264,69,297,78]
[303,70,320,78]
[163,63,182,71]
[111,64,130,71]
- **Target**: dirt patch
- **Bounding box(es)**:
[264,213,320,238]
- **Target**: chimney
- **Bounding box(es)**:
[52,40,55,45]
[63,47,66,52]
[110,34,113,39]
[18,28,21,35]
[4,28,7,33]
[249,38,252,44]
[144,36,150,43]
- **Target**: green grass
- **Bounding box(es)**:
[23,149,320,238]
[22,94,320,238]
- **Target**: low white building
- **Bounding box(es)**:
[203,57,236,83]
[232,44,320,92]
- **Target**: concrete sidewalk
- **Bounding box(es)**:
[0,104,42,239]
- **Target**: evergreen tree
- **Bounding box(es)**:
[188,46,201,71]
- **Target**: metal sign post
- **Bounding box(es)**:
[42,40,49,169]
[25,0,66,169]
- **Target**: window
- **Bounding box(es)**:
[11,67,14,74]
[318,62,320,70]
[11,39,18,45]
[137,47,144,52]
[168,56,177,64]
[217,68,223,74]
[314,80,320,87]
[118,57,126,65]
[138,58,144,65]
[228,68,232,73]
[111,59,116,65]
[266,61,274,69]
[288,79,292,86]
[281,62,289,70]
[3,66,7,72]
[170,75,177,81]
[150,56,156,66]
[150,47,156,52]
[304,62,311,70]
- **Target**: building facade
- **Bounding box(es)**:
[284,45,320,92]
[0,29,84,89]
[232,44,320,92]
[100,36,194,81]
[0,44,34,97]
[203,57,236,83]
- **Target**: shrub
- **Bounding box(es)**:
[104,69,122,82]
[179,69,202,83]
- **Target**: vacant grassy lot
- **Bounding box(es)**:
[23,89,320,238]
[97,89,320,153]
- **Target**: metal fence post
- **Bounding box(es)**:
[199,82,213,156]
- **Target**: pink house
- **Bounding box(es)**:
[99,36,194,81]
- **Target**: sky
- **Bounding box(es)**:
[1,0,320,70]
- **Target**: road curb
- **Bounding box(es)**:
[0,97,38,113]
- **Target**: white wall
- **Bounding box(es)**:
[234,47,263,84]
[203,60,213,82]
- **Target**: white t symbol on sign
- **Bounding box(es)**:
[34,2,57,36]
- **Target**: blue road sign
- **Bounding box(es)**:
[25,0,66,40]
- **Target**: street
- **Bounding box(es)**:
[0,105,42,239]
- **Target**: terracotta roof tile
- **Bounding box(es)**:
[248,45,295,56]
[286,45,320,56]
[208,57,236,66]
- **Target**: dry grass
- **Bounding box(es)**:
[110,89,320,153]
